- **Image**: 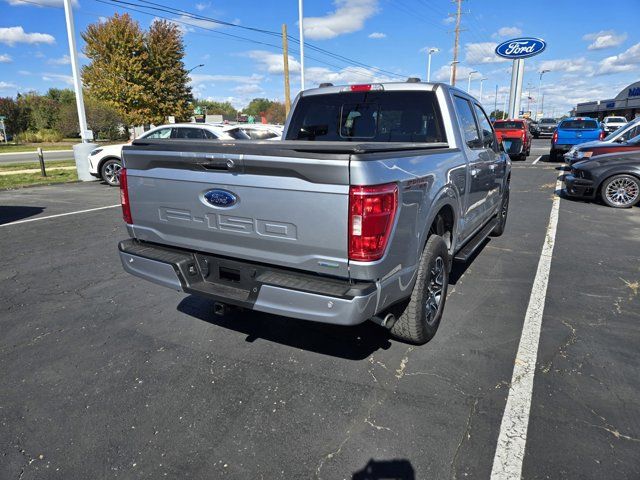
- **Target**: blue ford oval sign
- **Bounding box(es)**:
[495,37,546,59]
[204,189,238,208]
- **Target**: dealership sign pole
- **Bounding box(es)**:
[495,38,546,119]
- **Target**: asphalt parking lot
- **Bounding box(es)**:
[1,142,639,479]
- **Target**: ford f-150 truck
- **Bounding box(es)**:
[550,117,605,161]
[118,81,510,344]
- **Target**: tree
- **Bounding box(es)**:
[0,97,28,136]
[194,99,237,117]
[489,110,506,120]
[81,14,192,126]
[244,98,274,117]
[21,92,59,131]
[45,88,76,105]
[264,101,286,124]
[56,94,126,140]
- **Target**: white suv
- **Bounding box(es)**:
[88,123,250,186]
[602,116,628,133]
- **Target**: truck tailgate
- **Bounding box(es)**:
[122,141,351,277]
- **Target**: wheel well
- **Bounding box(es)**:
[428,205,454,250]
[98,156,122,177]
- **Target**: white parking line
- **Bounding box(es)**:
[490,175,562,479]
[0,204,120,228]
[532,155,542,165]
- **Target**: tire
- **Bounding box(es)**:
[101,158,122,187]
[600,174,640,208]
[491,186,510,237]
[389,235,450,344]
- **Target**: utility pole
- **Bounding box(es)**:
[298,0,305,91]
[540,93,545,118]
[450,0,464,86]
[282,24,291,116]
[493,84,498,118]
[63,0,89,143]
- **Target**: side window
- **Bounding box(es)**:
[249,130,277,140]
[473,103,497,150]
[143,127,172,139]
[203,129,218,140]
[453,96,481,149]
[175,128,205,139]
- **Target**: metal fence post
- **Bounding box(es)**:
[37,147,46,177]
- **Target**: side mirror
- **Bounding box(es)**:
[615,136,626,143]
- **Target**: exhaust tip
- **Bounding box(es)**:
[213,302,227,316]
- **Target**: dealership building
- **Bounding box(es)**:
[574,80,640,120]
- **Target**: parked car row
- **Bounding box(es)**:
[88,122,284,186]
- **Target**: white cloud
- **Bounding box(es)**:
[47,54,70,65]
[539,57,594,75]
[368,32,386,39]
[0,81,17,90]
[583,30,627,50]
[18,70,30,75]
[8,0,77,5]
[492,26,522,39]
[305,65,395,86]
[195,2,210,11]
[442,16,455,25]
[464,42,508,64]
[304,0,379,40]
[598,42,640,74]
[0,53,12,63]
[189,73,263,86]
[42,73,73,85]
[433,64,476,83]
[246,50,300,75]
[232,84,265,95]
[0,26,55,46]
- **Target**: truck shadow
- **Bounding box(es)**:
[0,206,45,225]
[352,458,415,479]
[177,295,392,360]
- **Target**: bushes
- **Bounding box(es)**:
[15,129,64,143]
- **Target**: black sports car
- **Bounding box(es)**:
[565,151,640,208]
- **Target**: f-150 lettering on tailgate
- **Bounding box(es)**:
[158,207,298,240]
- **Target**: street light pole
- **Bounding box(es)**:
[298,0,305,90]
[187,64,205,74]
[479,77,488,103]
[537,69,550,120]
[63,0,89,143]
[427,48,439,82]
[467,70,478,93]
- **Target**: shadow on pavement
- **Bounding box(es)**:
[177,295,392,360]
[0,206,45,225]
[449,237,489,285]
[352,459,415,480]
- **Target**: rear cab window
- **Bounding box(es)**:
[286,90,446,143]
[559,120,599,130]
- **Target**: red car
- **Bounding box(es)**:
[493,119,532,160]
[564,134,640,165]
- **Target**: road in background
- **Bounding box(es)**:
[0,150,74,164]
[1,151,638,479]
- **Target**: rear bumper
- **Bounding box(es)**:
[118,239,379,326]
[552,144,574,152]
[564,174,596,199]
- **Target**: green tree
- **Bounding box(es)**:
[194,99,237,117]
[244,98,274,117]
[489,110,507,120]
[81,13,192,126]
[45,88,76,105]
[21,92,59,131]
[0,97,28,136]
[56,94,126,140]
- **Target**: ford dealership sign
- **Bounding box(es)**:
[495,38,546,59]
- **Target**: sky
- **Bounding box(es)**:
[1,0,639,116]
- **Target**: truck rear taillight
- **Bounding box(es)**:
[349,183,398,262]
[119,167,132,225]
[599,130,605,141]
[552,130,558,144]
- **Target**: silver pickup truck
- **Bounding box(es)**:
[118,81,510,344]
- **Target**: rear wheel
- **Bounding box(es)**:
[491,186,510,237]
[101,158,122,187]
[389,235,450,344]
[600,174,640,208]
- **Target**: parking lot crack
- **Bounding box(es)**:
[449,397,479,480]
[540,319,577,374]
[580,408,640,443]
[403,371,470,397]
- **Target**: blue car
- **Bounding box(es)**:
[550,117,605,161]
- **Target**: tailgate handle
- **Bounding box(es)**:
[198,158,237,171]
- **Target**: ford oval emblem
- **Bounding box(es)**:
[495,37,546,59]
[204,189,238,208]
